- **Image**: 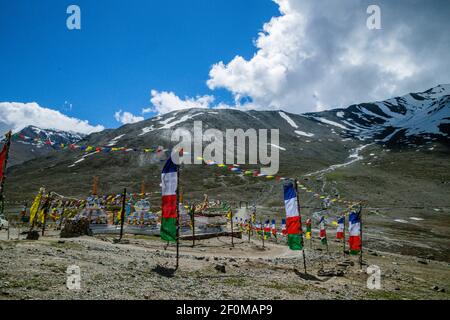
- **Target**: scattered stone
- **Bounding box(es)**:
[431,285,439,291]
[417,259,428,265]
[215,264,226,273]
[58,240,65,244]
[438,288,446,293]
[337,260,354,267]
[195,256,205,260]
[318,269,344,277]
[26,230,40,240]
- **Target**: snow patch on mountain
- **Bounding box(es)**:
[139,126,155,136]
[279,111,298,129]
[68,151,99,168]
[158,113,204,129]
[269,143,286,151]
[295,130,314,137]
[313,117,348,130]
[107,134,126,146]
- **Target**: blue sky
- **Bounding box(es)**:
[0,0,278,129]
[1,0,449,134]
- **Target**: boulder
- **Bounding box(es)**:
[60,218,92,238]
[26,230,40,240]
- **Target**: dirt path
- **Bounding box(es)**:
[305,144,373,178]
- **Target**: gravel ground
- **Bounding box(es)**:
[0,229,449,300]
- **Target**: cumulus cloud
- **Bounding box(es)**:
[114,110,144,125]
[206,0,450,112]
[147,90,214,115]
[0,102,104,134]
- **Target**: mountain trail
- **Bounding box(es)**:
[305,143,374,178]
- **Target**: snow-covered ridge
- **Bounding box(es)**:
[8,125,84,146]
[305,84,450,143]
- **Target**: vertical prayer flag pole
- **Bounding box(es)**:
[261,220,265,248]
[119,188,126,241]
[295,179,307,275]
[175,167,180,271]
[359,204,363,269]
[41,192,53,236]
[230,207,234,247]
[343,214,346,256]
[92,176,99,196]
[140,180,145,198]
[0,131,12,216]
[191,204,195,248]
[248,219,251,243]
[160,154,179,268]
[41,196,47,236]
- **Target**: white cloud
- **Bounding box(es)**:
[114,110,144,125]
[148,89,214,115]
[206,0,450,112]
[0,102,104,134]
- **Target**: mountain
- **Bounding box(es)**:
[305,84,450,145]
[3,85,450,263]
[4,85,450,207]
[1,126,84,166]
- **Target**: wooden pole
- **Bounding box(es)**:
[119,188,126,241]
[140,180,145,198]
[359,204,363,269]
[191,204,195,248]
[41,193,52,236]
[230,208,234,247]
[260,220,265,248]
[248,219,251,243]
[59,202,65,230]
[295,179,307,274]
[41,203,47,236]
[343,214,346,256]
[175,168,180,271]
[92,176,99,196]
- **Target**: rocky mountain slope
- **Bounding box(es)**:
[3,85,450,206]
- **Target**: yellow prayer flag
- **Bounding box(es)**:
[29,188,44,226]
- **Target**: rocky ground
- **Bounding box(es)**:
[0,228,449,300]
